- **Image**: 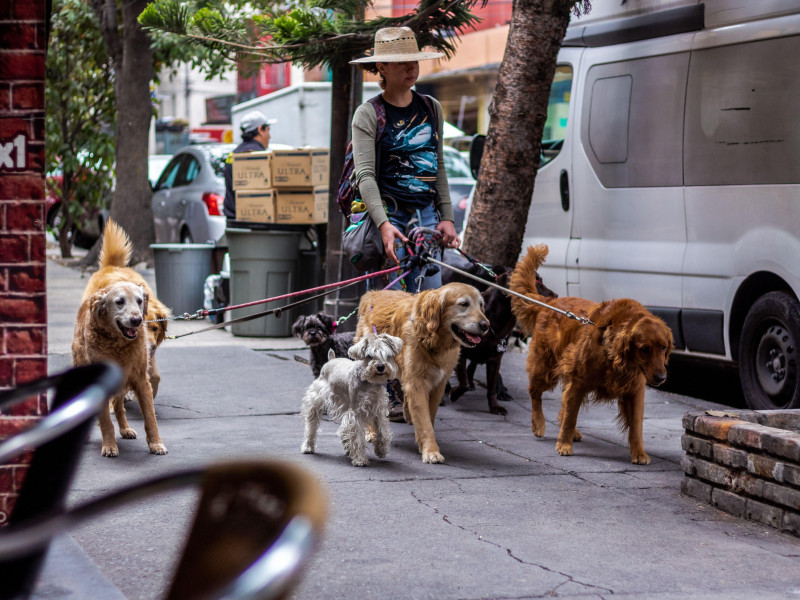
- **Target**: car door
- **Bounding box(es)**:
[522,48,583,297]
[151,155,184,243]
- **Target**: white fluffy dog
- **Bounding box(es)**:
[301,332,403,466]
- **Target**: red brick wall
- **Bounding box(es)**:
[0,0,48,525]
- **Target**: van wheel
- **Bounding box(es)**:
[739,291,800,410]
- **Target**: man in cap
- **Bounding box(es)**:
[223,111,276,221]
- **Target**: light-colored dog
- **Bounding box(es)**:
[72,220,169,457]
[72,280,167,456]
[301,333,403,466]
[356,283,489,464]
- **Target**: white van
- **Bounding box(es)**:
[520,1,800,410]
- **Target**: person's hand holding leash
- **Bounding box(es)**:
[379,221,409,264]
[437,220,460,248]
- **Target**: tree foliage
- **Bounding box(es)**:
[138,0,483,70]
[46,0,117,258]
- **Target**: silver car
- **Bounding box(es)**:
[151,144,234,244]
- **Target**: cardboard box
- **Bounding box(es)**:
[235,189,276,224]
[271,149,330,187]
[273,187,328,224]
[231,151,273,190]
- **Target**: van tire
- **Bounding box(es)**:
[739,291,800,410]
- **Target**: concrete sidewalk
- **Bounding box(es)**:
[35,253,800,599]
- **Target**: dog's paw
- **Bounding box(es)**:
[149,442,168,455]
[573,429,583,442]
[498,391,513,402]
[489,403,507,416]
[351,457,369,467]
[631,451,651,465]
[532,423,546,438]
[101,445,119,458]
[556,442,573,456]
[120,427,137,439]
[422,450,445,464]
[301,443,315,454]
[365,429,376,443]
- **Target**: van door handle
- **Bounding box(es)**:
[560,170,570,212]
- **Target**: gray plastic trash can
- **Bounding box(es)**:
[150,243,214,316]
[225,228,303,337]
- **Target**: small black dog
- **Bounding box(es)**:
[292,312,356,378]
[441,250,557,415]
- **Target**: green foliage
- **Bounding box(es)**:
[139,0,485,71]
[46,0,116,246]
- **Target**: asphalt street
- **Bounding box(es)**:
[32,249,800,600]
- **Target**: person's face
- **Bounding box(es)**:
[378,61,419,89]
[255,124,271,146]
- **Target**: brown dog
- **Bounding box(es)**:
[80,219,170,396]
[72,220,169,457]
[509,245,673,464]
[356,283,489,464]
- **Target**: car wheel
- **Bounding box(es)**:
[180,228,194,244]
[739,291,800,410]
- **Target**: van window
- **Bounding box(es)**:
[589,75,631,163]
[540,65,572,166]
[685,35,800,186]
[581,53,689,187]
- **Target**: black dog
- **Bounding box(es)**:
[292,312,356,378]
[441,250,557,415]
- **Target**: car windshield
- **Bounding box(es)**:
[148,155,172,186]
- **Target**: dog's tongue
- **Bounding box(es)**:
[466,333,482,344]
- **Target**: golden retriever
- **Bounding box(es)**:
[509,245,673,464]
[80,219,170,396]
[72,220,169,457]
[356,283,489,463]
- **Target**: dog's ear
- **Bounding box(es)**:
[90,291,108,317]
[348,337,368,360]
[140,287,149,319]
[413,289,442,339]
[607,322,639,372]
[380,333,403,356]
[150,304,170,345]
[291,315,307,337]
[318,312,335,333]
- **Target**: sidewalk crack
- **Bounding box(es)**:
[410,490,615,597]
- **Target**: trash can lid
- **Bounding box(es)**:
[150,243,216,251]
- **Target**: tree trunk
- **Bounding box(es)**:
[109,0,155,265]
[464,0,572,267]
[92,0,154,266]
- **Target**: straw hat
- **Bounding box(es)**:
[350,27,444,64]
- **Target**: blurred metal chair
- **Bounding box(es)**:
[0,460,327,600]
[0,362,123,599]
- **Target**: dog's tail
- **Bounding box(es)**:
[98,219,133,270]
[509,244,550,334]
